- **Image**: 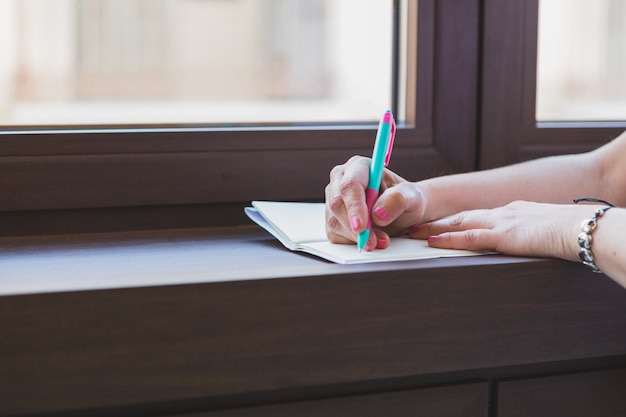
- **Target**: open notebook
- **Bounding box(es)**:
[245,201,481,264]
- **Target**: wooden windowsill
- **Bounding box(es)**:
[1,226,626,415]
[1,225,536,296]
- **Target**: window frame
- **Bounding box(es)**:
[480,0,626,169]
[0,0,480,235]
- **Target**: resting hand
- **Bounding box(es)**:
[325,156,427,250]
[411,201,584,261]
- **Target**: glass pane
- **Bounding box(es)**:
[536,0,626,122]
[0,0,393,126]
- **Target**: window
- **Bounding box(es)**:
[480,0,626,170]
[0,0,480,236]
[537,0,626,122]
[1,0,393,126]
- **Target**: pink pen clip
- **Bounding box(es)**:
[383,113,396,167]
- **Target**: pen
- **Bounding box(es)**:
[357,110,396,251]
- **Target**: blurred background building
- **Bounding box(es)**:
[537,0,626,121]
[0,0,624,126]
[0,0,392,125]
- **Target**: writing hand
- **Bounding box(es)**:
[325,155,427,250]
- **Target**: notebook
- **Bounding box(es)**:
[245,201,481,264]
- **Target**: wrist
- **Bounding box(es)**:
[573,203,615,273]
[564,207,587,262]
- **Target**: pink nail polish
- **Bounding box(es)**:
[374,206,389,221]
[351,217,361,231]
[364,241,373,251]
[428,236,438,243]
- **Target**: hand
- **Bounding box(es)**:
[410,200,584,261]
[325,156,428,250]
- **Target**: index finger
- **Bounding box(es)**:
[332,156,371,233]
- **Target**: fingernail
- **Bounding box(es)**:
[351,217,361,232]
[428,236,438,243]
[365,241,373,251]
[409,224,420,234]
[374,206,389,221]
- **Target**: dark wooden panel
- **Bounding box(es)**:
[0,203,251,237]
[0,147,450,211]
[172,383,489,417]
[433,0,480,172]
[1,229,626,415]
[0,150,344,210]
[498,368,626,417]
[480,0,528,167]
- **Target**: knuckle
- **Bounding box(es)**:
[347,155,367,164]
[463,229,481,244]
[506,200,528,210]
[449,213,468,228]
[337,176,363,209]
[338,175,360,196]
[326,214,342,232]
[384,186,405,206]
[327,193,345,213]
[324,183,333,200]
[329,164,344,179]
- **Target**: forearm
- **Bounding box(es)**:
[418,152,604,222]
[419,131,626,222]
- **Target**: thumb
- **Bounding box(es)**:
[372,182,427,229]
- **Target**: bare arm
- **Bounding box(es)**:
[418,131,626,222]
[325,131,626,287]
[412,131,626,288]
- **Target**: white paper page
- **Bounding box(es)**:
[251,201,327,244]
[245,207,298,250]
[301,236,478,264]
[247,201,481,264]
